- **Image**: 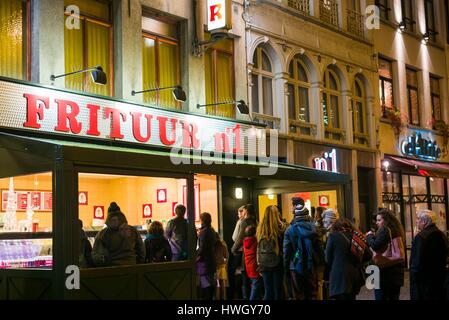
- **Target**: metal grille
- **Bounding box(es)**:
[382,192,402,203]
[319,0,339,27]
[346,9,364,38]
[287,0,310,15]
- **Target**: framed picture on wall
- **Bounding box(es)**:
[78,191,88,205]
[142,204,152,218]
[182,184,200,221]
[1,189,52,212]
[319,195,330,207]
[157,189,167,203]
[93,206,105,219]
[172,202,178,217]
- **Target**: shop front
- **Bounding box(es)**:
[380,129,449,260]
[0,77,350,299]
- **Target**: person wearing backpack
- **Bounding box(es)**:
[325,218,372,300]
[215,232,229,300]
[256,205,284,300]
[366,208,405,300]
[144,221,172,263]
[243,225,262,300]
[283,197,324,300]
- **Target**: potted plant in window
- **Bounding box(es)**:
[381,104,405,137]
[431,118,449,156]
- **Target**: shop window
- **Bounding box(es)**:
[379,57,394,116]
[77,172,218,268]
[0,0,28,80]
[400,0,415,32]
[322,67,343,141]
[424,0,437,41]
[375,0,390,21]
[142,16,180,109]
[352,77,368,146]
[0,172,53,270]
[287,55,312,136]
[430,76,441,124]
[64,0,113,96]
[431,177,446,232]
[406,68,420,126]
[251,46,274,117]
[205,36,234,118]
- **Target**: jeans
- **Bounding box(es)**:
[261,270,283,300]
[250,277,263,300]
[374,285,401,300]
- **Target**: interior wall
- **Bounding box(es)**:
[258,194,278,223]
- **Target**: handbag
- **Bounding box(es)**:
[372,227,405,269]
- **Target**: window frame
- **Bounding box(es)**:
[322,67,343,140]
[430,75,442,123]
[141,16,181,109]
[400,0,416,32]
[63,1,114,96]
[352,77,368,145]
[378,57,395,116]
[424,0,438,41]
[251,46,274,116]
[375,0,391,21]
[406,67,420,126]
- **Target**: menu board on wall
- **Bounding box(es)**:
[1,190,52,212]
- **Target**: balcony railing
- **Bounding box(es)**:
[346,9,364,38]
[319,0,339,28]
[287,0,310,15]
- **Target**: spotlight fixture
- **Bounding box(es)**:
[423,32,430,43]
[131,85,187,102]
[197,100,249,115]
[50,66,107,85]
[398,21,406,31]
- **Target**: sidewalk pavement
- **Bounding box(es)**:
[356,271,410,300]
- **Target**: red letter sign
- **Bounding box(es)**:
[131,111,153,143]
[210,4,222,22]
[23,93,50,129]
[104,107,127,139]
[54,99,82,134]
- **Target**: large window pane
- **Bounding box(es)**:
[356,101,364,133]
[408,89,419,125]
[299,87,309,122]
[215,52,234,118]
[330,95,340,128]
[0,172,53,269]
[0,0,24,79]
[262,76,273,116]
[64,21,84,92]
[142,37,157,104]
[158,41,178,108]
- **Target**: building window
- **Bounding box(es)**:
[379,57,394,116]
[287,55,311,135]
[251,46,274,116]
[430,76,441,124]
[352,78,368,146]
[142,16,180,109]
[322,67,342,141]
[375,0,390,21]
[205,38,234,118]
[64,0,113,96]
[0,0,28,80]
[424,0,437,41]
[401,0,415,32]
[406,68,420,126]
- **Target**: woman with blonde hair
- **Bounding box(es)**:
[256,205,285,300]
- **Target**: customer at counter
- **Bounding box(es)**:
[92,202,145,267]
[165,204,188,261]
[145,221,172,263]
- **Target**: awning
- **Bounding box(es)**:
[385,155,449,178]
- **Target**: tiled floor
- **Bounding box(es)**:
[356,271,410,300]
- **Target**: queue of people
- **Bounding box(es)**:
[79,199,449,301]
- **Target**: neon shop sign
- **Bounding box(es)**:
[401,133,441,161]
[313,149,338,173]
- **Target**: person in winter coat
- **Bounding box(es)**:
[325,218,372,300]
[410,209,449,300]
[196,212,218,300]
[92,202,145,267]
[165,204,188,261]
[144,221,172,263]
[283,197,325,300]
[231,204,257,299]
[78,219,94,268]
[243,225,262,300]
[230,206,245,299]
[366,208,405,300]
[256,205,284,300]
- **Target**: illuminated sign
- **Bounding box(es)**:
[313,149,338,173]
[401,133,441,161]
[0,79,261,155]
[207,0,231,31]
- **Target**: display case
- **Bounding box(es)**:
[0,232,52,269]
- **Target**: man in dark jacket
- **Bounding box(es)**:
[231,204,257,299]
[283,197,324,300]
[165,204,188,261]
[410,209,449,300]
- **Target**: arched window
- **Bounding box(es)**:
[352,78,368,145]
[322,67,342,140]
[251,46,274,116]
[287,55,311,135]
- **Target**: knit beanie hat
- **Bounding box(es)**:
[292,197,309,217]
[322,208,338,228]
[108,202,121,214]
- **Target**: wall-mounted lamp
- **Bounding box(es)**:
[423,32,430,43]
[382,160,390,171]
[131,85,187,102]
[197,100,250,115]
[235,187,243,200]
[398,21,406,31]
[268,194,275,200]
[50,66,107,85]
